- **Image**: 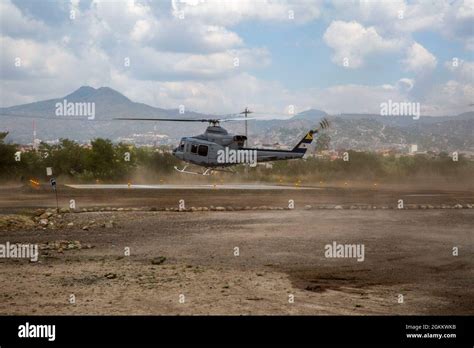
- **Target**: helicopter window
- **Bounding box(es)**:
[198,145,208,157]
[179,141,185,151]
[191,144,198,154]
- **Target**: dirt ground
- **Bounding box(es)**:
[0,184,473,315]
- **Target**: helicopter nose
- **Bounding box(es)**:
[172,148,183,159]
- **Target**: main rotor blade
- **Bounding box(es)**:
[115,117,215,122]
[221,117,256,122]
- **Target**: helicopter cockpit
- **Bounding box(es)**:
[233,135,247,147]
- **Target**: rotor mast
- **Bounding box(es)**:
[240,107,253,146]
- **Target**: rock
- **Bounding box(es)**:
[427,205,434,209]
[466,204,473,209]
[35,209,46,216]
[334,205,343,210]
[82,226,89,231]
[67,222,74,227]
[350,205,358,209]
[304,205,312,210]
[190,207,197,212]
[39,212,52,219]
[117,208,124,211]
[202,207,209,211]
[215,206,226,211]
[104,221,114,228]
[39,219,49,226]
[226,206,234,211]
[59,208,69,214]
[454,204,463,209]
[104,273,117,279]
[150,207,157,211]
[151,256,166,265]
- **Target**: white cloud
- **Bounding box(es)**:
[423,80,474,115]
[171,0,322,25]
[396,78,415,92]
[329,1,473,51]
[323,20,401,68]
[445,59,474,83]
[0,0,50,39]
[107,72,420,117]
[402,42,437,73]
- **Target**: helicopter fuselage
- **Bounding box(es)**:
[172,125,307,168]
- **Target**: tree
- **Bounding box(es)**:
[0,132,19,179]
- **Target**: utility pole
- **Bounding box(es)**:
[240,107,253,147]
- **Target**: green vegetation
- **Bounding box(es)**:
[249,150,473,182]
[0,136,179,183]
[0,136,472,183]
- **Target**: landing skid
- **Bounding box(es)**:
[174,165,212,176]
[174,165,235,176]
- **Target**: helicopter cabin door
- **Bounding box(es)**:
[186,141,209,165]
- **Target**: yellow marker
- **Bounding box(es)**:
[128,182,131,188]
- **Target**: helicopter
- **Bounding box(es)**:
[116,112,329,175]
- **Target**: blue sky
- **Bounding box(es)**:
[1,0,473,116]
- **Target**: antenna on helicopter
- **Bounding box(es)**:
[239,107,253,146]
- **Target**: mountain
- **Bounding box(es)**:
[0,86,211,144]
[1,86,473,153]
[1,86,185,119]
